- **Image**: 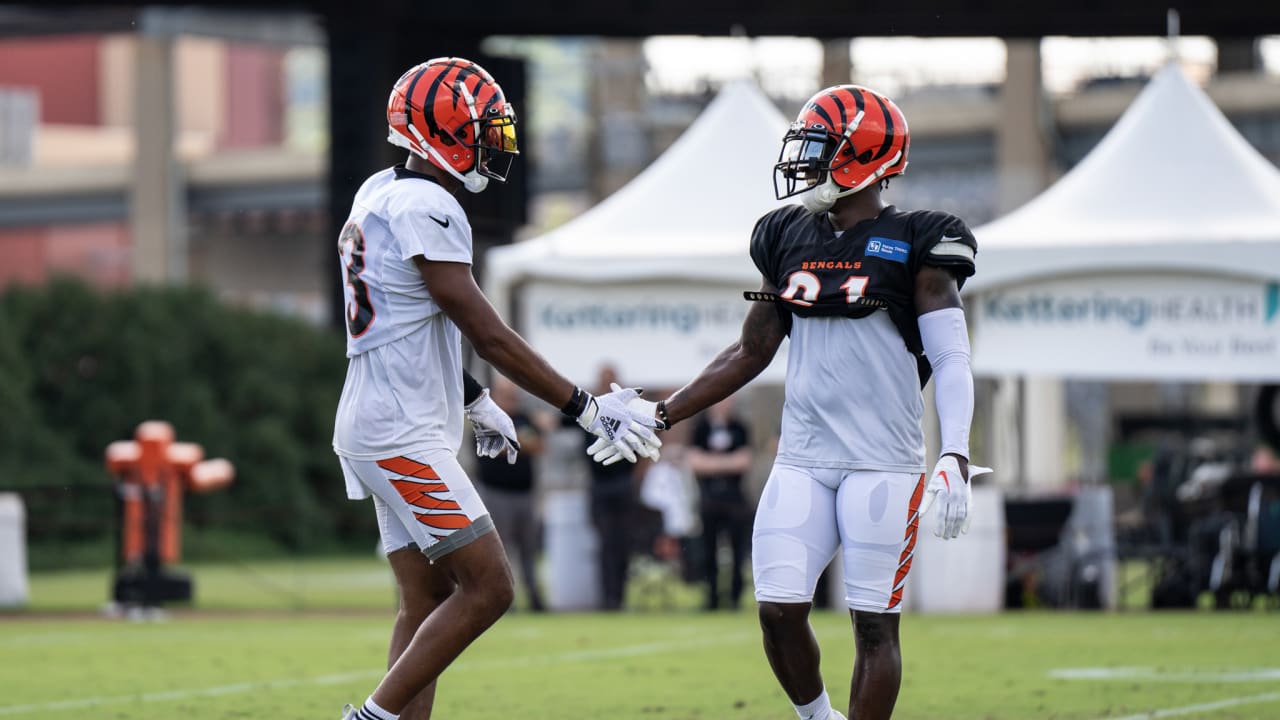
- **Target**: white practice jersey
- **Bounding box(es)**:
[779,312,926,473]
[333,166,473,466]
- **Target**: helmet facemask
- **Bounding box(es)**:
[472,107,519,183]
[773,124,836,202]
[774,123,858,214]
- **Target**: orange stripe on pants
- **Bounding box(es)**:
[414,512,472,530]
[376,456,441,480]
[887,473,926,610]
[389,477,451,504]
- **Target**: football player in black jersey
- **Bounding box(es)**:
[592,85,985,720]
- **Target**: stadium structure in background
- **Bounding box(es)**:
[0,0,1276,328]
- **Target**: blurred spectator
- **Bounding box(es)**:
[639,442,699,549]
[475,377,546,612]
[686,397,753,610]
[1250,444,1280,474]
[583,364,639,610]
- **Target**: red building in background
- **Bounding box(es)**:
[0,31,326,320]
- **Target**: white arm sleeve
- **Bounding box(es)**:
[918,307,973,459]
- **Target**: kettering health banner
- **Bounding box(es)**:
[520,281,787,387]
[972,274,1280,380]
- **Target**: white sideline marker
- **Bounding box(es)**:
[1094,691,1280,720]
[1052,666,1280,682]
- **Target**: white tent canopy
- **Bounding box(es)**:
[970,62,1280,293]
[968,63,1280,381]
[485,81,790,386]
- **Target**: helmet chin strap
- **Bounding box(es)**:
[800,148,906,215]
[407,124,490,194]
[453,83,491,194]
[801,177,851,214]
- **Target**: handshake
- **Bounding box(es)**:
[465,382,666,467]
[577,383,667,466]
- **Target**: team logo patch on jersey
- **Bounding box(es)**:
[866,237,910,264]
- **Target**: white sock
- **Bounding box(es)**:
[356,696,398,720]
[794,688,834,720]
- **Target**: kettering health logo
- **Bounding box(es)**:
[985,283,1280,330]
[538,300,738,335]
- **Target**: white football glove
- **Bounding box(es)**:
[465,388,520,464]
[918,455,993,540]
[579,383,664,465]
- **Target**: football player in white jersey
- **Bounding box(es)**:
[592,85,986,720]
[334,57,663,720]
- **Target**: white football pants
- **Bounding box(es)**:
[752,463,924,613]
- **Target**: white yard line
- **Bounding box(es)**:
[0,671,381,716]
[0,632,753,716]
[1095,690,1280,720]
[1052,667,1280,682]
[460,631,754,669]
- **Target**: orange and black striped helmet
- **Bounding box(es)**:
[775,85,909,206]
[387,57,518,193]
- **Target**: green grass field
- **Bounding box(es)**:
[2,558,1278,720]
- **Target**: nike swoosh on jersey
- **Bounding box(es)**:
[940,234,964,242]
[430,214,451,228]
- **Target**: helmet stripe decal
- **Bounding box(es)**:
[480,88,504,115]
[807,101,836,131]
[440,60,466,110]
[871,92,896,162]
[421,64,453,144]
[449,62,484,110]
[402,65,428,147]
[825,90,847,130]
[838,87,865,157]
[846,86,866,116]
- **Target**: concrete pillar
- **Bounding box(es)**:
[588,40,648,202]
[131,33,186,283]
[998,41,1068,489]
[821,39,851,87]
[1022,376,1067,489]
[990,376,1022,488]
[1066,380,1109,484]
[996,39,1051,215]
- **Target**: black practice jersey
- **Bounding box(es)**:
[749,204,978,385]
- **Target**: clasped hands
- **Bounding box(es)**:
[581,383,666,466]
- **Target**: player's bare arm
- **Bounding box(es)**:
[914,264,964,314]
[661,278,787,425]
[418,257,663,464]
[415,257,576,408]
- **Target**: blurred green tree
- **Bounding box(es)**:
[0,279,375,568]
